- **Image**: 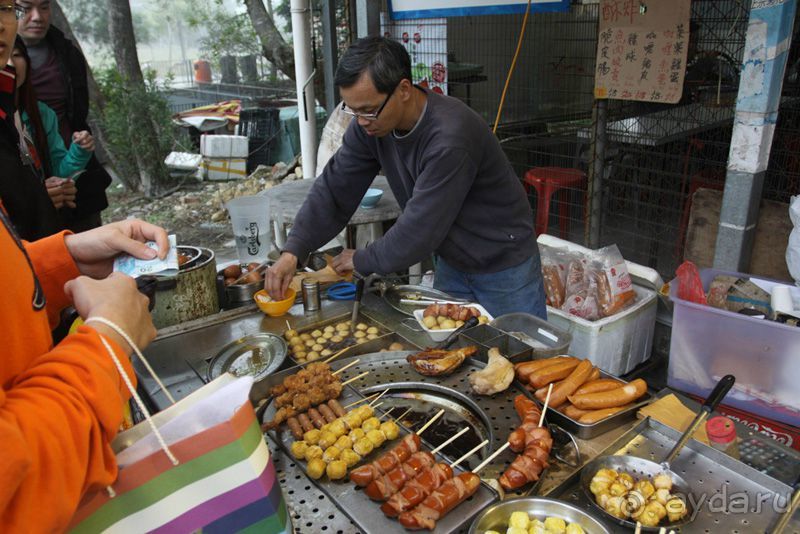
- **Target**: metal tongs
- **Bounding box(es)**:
[351,272,366,325]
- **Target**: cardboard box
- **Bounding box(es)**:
[200,135,249,158]
[201,157,247,181]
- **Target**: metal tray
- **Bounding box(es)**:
[541,370,653,440]
[383,284,467,316]
[544,417,800,533]
[469,496,610,534]
[259,355,499,534]
[206,332,287,381]
[285,314,394,364]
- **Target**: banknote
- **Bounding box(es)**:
[113,234,179,277]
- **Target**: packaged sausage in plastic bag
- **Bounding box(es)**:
[540,245,568,308]
[562,274,601,320]
[590,245,637,317]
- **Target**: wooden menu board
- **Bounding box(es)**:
[594,0,691,103]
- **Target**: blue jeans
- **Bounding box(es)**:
[433,255,547,319]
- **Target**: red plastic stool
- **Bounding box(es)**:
[523,167,587,237]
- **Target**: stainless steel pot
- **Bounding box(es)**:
[151,246,219,329]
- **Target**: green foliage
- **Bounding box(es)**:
[187,2,261,61]
[59,0,153,46]
[96,67,183,192]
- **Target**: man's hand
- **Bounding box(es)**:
[64,219,170,279]
[332,249,356,275]
[72,130,95,152]
[45,177,77,209]
[65,273,157,352]
[265,252,298,300]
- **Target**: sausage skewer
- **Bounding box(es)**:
[500,386,554,491]
[349,409,444,487]
[380,437,488,518]
[365,427,469,501]
[397,442,501,530]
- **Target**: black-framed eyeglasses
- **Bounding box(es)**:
[341,82,400,121]
[0,4,25,20]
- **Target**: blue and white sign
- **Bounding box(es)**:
[389,0,570,20]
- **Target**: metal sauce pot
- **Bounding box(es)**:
[151,246,219,329]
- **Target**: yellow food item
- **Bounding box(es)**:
[318,431,337,449]
[340,448,361,468]
[303,429,321,445]
[635,480,655,500]
[506,528,526,534]
[666,497,686,522]
[354,330,367,339]
[366,429,386,448]
[362,416,381,432]
[653,472,673,491]
[608,482,627,497]
[356,405,374,419]
[617,472,635,490]
[353,437,375,457]
[290,441,308,459]
[380,421,400,441]
[326,460,348,480]
[508,511,530,529]
[344,412,362,430]
[423,316,437,329]
[543,517,566,533]
[478,315,490,324]
[329,419,347,437]
[604,495,629,519]
[335,435,353,451]
[307,458,326,479]
[349,428,366,442]
[311,329,323,338]
[653,488,670,505]
[323,446,342,463]
[304,445,323,461]
[565,524,585,534]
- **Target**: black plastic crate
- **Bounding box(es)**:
[246,136,275,172]
[238,107,279,139]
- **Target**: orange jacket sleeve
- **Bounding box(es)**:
[0,326,135,532]
[25,231,81,328]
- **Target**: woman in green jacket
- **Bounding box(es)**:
[11,38,94,209]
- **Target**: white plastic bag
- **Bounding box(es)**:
[788,195,800,286]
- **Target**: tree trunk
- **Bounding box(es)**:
[243,0,296,81]
[220,55,239,85]
[50,1,127,183]
[107,0,165,196]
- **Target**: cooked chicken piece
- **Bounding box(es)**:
[469,347,514,395]
[406,346,477,376]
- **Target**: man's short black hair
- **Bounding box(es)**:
[335,36,412,94]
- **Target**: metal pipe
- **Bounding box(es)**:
[290,0,318,180]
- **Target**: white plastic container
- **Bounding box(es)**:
[547,285,657,375]
[537,235,660,376]
[668,268,800,428]
[200,134,249,158]
[413,304,493,343]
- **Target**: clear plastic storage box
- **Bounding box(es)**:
[668,268,800,428]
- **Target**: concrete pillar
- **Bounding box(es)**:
[355,0,381,38]
[714,0,797,271]
[321,0,340,115]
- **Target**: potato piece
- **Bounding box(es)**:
[329,419,347,437]
[455,320,465,328]
[307,458,326,479]
[326,460,348,480]
[331,335,344,343]
[354,330,366,339]
[300,333,312,340]
[478,315,490,324]
[565,524,585,534]
[366,429,386,447]
[307,351,321,361]
[543,517,566,533]
[314,337,326,345]
[618,472,635,489]
[322,446,341,463]
[311,344,324,352]
[356,405,374,419]
[304,445,323,461]
[388,342,404,351]
[366,326,379,335]
[353,437,374,457]
[423,316,437,329]
[311,329,323,338]
[436,315,447,325]
[335,435,353,450]
[303,429,321,445]
[635,480,655,500]
[321,348,333,357]
[318,431,337,449]
[295,351,307,360]
[340,448,361,468]
[362,416,381,432]
[344,412,362,430]
[379,420,399,440]
[653,472,673,491]
[355,322,368,331]
[508,511,530,529]
[440,319,456,329]
[366,334,378,340]
[323,325,335,333]
[348,428,366,442]
[356,338,368,344]
[305,339,316,348]
[290,441,308,459]
[323,331,334,339]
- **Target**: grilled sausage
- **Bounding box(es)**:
[568,378,648,410]
[297,413,314,433]
[380,463,454,518]
[534,360,594,408]
[528,359,581,388]
[349,434,421,487]
[577,404,633,424]
[287,417,304,440]
[318,403,337,423]
[398,473,481,530]
[307,407,326,428]
[328,399,346,417]
[364,451,435,501]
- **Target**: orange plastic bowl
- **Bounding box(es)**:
[254,288,296,317]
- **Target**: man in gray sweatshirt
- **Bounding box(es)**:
[266,36,545,318]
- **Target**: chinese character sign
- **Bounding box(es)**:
[381,15,448,95]
[594,0,691,103]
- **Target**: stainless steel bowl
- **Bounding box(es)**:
[469,497,610,534]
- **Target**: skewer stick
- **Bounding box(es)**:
[372,402,384,410]
[344,392,380,410]
[634,522,641,534]
[324,346,351,364]
[451,439,489,468]
[538,383,553,427]
[432,427,470,454]
[392,407,413,423]
[415,408,444,436]
[368,388,389,406]
[472,442,511,475]
[331,358,360,376]
[285,320,291,331]
[658,528,666,534]
[341,370,370,387]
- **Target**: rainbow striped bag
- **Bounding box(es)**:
[69,373,289,534]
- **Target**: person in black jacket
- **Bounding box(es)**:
[17,0,111,232]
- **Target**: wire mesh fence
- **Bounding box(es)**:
[374,0,769,280]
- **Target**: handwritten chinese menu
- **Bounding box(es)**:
[594,0,691,103]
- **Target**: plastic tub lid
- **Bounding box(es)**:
[706,416,737,444]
